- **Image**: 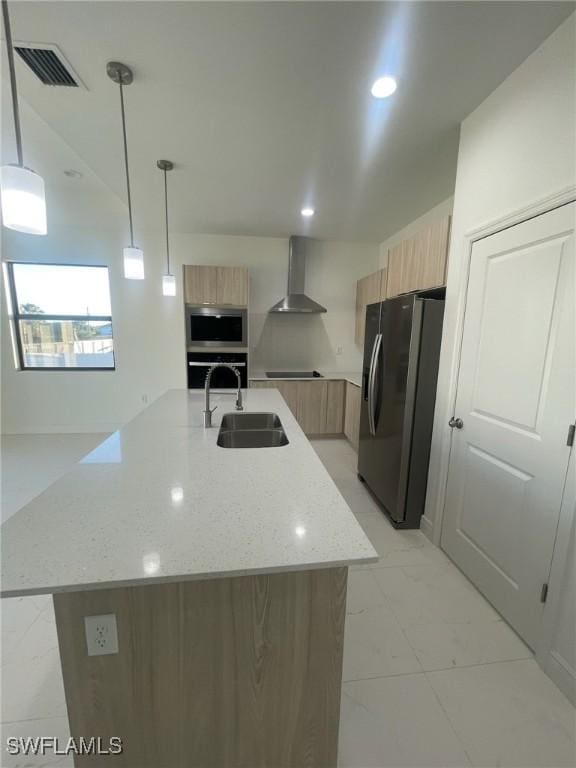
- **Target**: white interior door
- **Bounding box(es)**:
[441,202,575,649]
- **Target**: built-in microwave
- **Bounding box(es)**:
[185,306,247,348]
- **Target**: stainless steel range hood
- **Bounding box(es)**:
[269,236,327,313]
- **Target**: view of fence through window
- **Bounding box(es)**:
[7,263,115,369]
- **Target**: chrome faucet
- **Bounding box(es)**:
[203,364,243,428]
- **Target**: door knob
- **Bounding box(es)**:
[449,417,464,429]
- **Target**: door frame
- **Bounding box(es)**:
[426,183,576,687]
[537,448,575,705]
[428,184,576,544]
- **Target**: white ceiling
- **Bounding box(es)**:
[4,1,573,242]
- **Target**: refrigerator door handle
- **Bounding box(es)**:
[367,333,378,432]
[368,333,382,436]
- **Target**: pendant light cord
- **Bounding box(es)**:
[163,168,170,274]
[2,0,23,167]
[118,81,134,247]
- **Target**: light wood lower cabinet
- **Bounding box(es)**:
[250,380,299,420]
[54,568,347,767]
[343,381,361,450]
[297,381,327,434]
[251,380,345,435]
[325,381,345,434]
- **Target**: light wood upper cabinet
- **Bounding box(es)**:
[184,265,217,305]
[216,267,248,306]
[355,268,387,348]
[343,381,361,450]
[423,214,451,289]
[385,214,451,299]
[184,265,248,306]
[386,239,416,297]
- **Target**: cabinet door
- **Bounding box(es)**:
[344,381,361,450]
[184,266,217,305]
[355,270,384,348]
[386,215,450,298]
[325,381,345,434]
[297,381,328,434]
[386,239,418,297]
[420,215,450,289]
[354,279,365,346]
[378,267,388,301]
[216,267,248,306]
[365,270,383,305]
[386,243,400,298]
[250,380,299,421]
[275,381,300,420]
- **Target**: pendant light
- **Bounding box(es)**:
[0,0,47,235]
[107,61,144,280]
[157,159,176,296]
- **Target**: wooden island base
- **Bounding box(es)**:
[53,567,347,768]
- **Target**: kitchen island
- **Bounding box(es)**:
[1,388,377,767]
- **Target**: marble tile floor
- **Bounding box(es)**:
[312,438,576,768]
[0,434,574,767]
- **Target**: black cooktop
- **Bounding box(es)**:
[266,371,323,379]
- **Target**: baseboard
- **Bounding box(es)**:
[542,651,576,706]
[420,514,434,540]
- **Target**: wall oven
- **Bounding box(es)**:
[187,352,248,389]
[185,306,247,348]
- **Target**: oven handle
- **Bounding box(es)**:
[188,362,246,367]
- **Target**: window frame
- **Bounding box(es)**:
[5,261,116,372]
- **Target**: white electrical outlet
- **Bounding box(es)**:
[84,614,119,656]
[336,346,343,356]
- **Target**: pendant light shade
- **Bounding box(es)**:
[0,165,47,235]
[1,0,47,236]
[162,274,176,296]
[123,246,145,280]
[107,61,144,280]
[157,159,175,297]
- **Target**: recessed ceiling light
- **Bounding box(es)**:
[301,207,315,217]
[371,76,397,99]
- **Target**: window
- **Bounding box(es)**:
[5,263,115,370]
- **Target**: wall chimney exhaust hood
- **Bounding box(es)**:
[269,236,327,313]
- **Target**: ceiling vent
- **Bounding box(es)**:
[14,43,85,88]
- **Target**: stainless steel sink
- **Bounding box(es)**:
[220,412,282,431]
[217,412,289,449]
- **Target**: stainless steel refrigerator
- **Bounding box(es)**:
[358,292,444,528]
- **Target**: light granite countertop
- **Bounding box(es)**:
[250,370,362,387]
[0,389,377,598]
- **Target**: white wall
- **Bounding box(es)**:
[424,13,576,537]
[1,189,378,434]
[171,234,378,375]
[378,197,454,268]
[1,226,378,434]
[422,14,576,697]
[0,221,172,433]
